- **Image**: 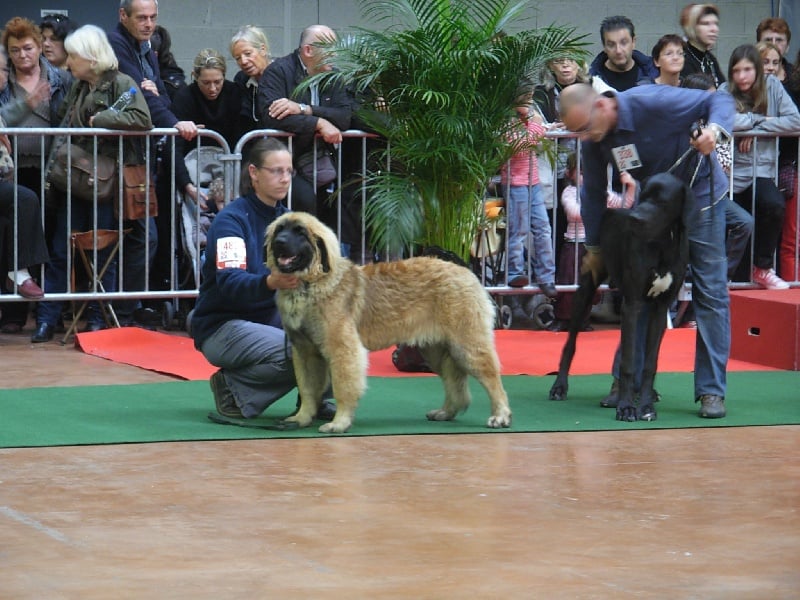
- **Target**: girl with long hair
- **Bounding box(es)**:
[725,43,800,288]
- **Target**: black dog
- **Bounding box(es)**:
[548,172,692,421]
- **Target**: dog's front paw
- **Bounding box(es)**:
[549,382,568,401]
[318,418,352,434]
[282,411,314,428]
[637,403,657,421]
[426,408,455,422]
[487,412,512,428]
[615,404,638,422]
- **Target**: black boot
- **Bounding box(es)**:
[31,322,54,343]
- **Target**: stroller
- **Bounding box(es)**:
[471,188,554,331]
[161,146,225,330]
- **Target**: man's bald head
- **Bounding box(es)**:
[298,24,336,74]
[299,25,336,48]
[559,83,598,126]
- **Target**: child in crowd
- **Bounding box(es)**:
[681,72,754,282]
[500,90,557,298]
[725,43,800,288]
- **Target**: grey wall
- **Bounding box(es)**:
[0,1,781,81]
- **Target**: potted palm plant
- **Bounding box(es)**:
[317,0,587,261]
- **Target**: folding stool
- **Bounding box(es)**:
[62,229,129,343]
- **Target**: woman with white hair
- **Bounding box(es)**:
[31,24,153,342]
[230,25,271,131]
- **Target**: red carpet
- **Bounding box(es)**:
[76,327,776,381]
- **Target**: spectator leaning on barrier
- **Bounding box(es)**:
[680,72,754,283]
[588,15,658,92]
[108,0,198,322]
[32,24,153,343]
[257,25,353,241]
[230,24,271,136]
[722,44,800,290]
[170,48,245,211]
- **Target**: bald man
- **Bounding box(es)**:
[559,82,734,419]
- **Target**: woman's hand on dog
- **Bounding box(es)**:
[267,271,300,290]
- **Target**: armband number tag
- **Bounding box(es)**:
[216,236,247,270]
[611,144,642,171]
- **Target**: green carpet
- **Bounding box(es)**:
[1,372,799,448]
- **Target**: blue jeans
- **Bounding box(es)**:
[506,184,556,284]
[724,198,753,280]
[38,201,117,327]
[611,189,729,399]
[116,216,158,320]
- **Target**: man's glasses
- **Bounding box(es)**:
[257,166,296,177]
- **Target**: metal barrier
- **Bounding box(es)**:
[0,126,382,318]
[0,125,797,327]
[477,128,800,295]
[1,127,230,307]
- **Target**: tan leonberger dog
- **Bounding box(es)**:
[264,212,512,433]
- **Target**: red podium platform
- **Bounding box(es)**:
[730,288,800,371]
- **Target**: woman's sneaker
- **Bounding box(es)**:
[752,267,789,290]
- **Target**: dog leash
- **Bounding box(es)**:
[207,411,301,430]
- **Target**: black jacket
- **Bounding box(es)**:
[256,50,351,156]
[108,23,178,128]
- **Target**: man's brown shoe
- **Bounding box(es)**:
[8,277,44,299]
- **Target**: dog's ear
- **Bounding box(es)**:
[263,220,280,267]
[316,235,331,273]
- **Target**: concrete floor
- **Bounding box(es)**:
[1,322,798,599]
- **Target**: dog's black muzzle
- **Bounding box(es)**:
[271,228,314,274]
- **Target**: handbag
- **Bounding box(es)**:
[0,132,12,180]
[119,164,158,220]
[778,161,797,201]
[48,142,118,203]
[297,145,337,187]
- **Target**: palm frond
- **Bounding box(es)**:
[310,0,589,259]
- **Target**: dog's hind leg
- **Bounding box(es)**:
[549,252,605,401]
[425,346,472,422]
[445,343,512,429]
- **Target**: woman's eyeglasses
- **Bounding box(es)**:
[257,166,296,177]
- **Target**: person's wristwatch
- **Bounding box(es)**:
[298,103,308,115]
